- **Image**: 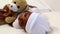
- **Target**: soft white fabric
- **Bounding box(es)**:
[26,13,51,34]
[13,16,21,29]
[28,7,40,13]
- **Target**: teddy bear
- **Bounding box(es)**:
[0,5,17,25]
[0,0,28,25]
[5,0,36,26]
[9,0,37,13]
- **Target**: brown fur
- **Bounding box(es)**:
[0,5,17,25]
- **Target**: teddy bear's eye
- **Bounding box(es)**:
[14,2,16,4]
[17,6,20,9]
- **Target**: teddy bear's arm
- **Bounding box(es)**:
[2,4,17,24]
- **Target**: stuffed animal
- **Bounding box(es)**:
[0,5,17,25]
[0,0,28,25]
[6,0,29,26]
[5,0,36,26]
[8,0,37,13]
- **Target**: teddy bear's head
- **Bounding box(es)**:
[7,0,27,13]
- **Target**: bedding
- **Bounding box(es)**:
[0,24,27,34]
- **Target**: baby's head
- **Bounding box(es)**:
[12,11,31,29]
[18,11,31,29]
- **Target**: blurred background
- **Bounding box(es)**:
[40,0,60,11]
[0,0,60,12]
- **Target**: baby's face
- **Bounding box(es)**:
[18,11,31,29]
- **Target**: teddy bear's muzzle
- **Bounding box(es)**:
[10,3,18,12]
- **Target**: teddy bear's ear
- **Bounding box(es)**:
[3,4,9,11]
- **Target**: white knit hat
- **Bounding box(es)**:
[25,13,51,34]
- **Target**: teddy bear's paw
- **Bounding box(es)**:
[5,17,16,24]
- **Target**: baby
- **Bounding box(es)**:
[12,11,51,34]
